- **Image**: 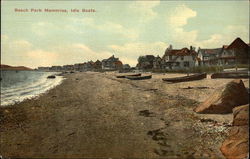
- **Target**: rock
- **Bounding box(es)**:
[232,104,249,126]
[220,125,249,159]
[47,75,56,79]
[194,79,249,114]
[220,104,249,159]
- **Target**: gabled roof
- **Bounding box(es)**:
[114,60,123,65]
[165,48,197,56]
[198,48,222,55]
[102,55,119,62]
[195,57,201,61]
[226,37,248,50]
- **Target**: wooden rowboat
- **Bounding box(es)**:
[211,71,249,79]
[126,75,152,80]
[162,73,207,83]
[116,73,141,78]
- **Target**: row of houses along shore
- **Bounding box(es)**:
[37,55,131,72]
[37,37,249,72]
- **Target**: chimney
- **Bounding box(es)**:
[190,46,193,51]
[169,44,173,50]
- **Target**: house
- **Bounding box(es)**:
[37,67,50,71]
[73,63,86,71]
[63,65,74,71]
[123,64,130,70]
[196,48,222,66]
[218,37,249,66]
[162,45,197,70]
[137,55,155,69]
[93,60,102,69]
[153,55,163,69]
[50,66,63,71]
[114,60,123,69]
[83,61,94,70]
[102,55,123,70]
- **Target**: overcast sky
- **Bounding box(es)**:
[1,0,249,68]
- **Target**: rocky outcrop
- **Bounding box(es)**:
[220,104,249,159]
[194,79,249,114]
[232,105,249,126]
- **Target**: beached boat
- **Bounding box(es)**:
[126,75,152,80]
[162,73,207,83]
[116,73,141,78]
[47,75,56,79]
[211,71,249,79]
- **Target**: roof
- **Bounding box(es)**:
[198,48,222,55]
[114,60,123,65]
[164,48,197,56]
[195,57,201,61]
[226,37,249,50]
[102,55,119,62]
[94,60,102,64]
[223,45,229,49]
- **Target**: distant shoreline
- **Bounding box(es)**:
[0,64,33,71]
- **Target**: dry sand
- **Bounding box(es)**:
[0,72,248,158]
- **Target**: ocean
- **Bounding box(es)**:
[0,70,64,106]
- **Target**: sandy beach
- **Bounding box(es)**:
[0,72,248,158]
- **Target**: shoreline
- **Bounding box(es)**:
[0,71,64,107]
[0,71,248,158]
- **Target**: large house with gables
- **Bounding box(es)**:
[196,37,249,67]
[196,48,222,66]
[218,37,249,66]
[162,45,197,70]
[102,55,123,70]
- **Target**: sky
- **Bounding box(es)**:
[1,0,249,68]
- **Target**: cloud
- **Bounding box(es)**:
[26,50,59,67]
[97,22,138,40]
[1,37,114,68]
[167,5,199,47]
[225,25,249,42]
[169,4,197,27]
[195,34,223,48]
[31,22,61,36]
[44,43,113,66]
[13,40,32,48]
[130,0,160,22]
[70,43,112,61]
[109,41,167,66]
[167,5,249,48]
[68,17,139,40]
[195,25,249,48]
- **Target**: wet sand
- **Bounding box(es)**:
[0,72,248,158]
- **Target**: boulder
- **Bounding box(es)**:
[232,105,249,126]
[220,125,249,159]
[194,79,249,114]
[221,105,249,159]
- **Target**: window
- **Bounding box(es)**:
[184,61,189,67]
[181,56,184,60]
[169,55,172,60]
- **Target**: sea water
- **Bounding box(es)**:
[0,70,64,106]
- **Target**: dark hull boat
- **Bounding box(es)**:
[116,73,141,78]
[162,73,207,83]
[126,75,152,80]
[211,71,249,79]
